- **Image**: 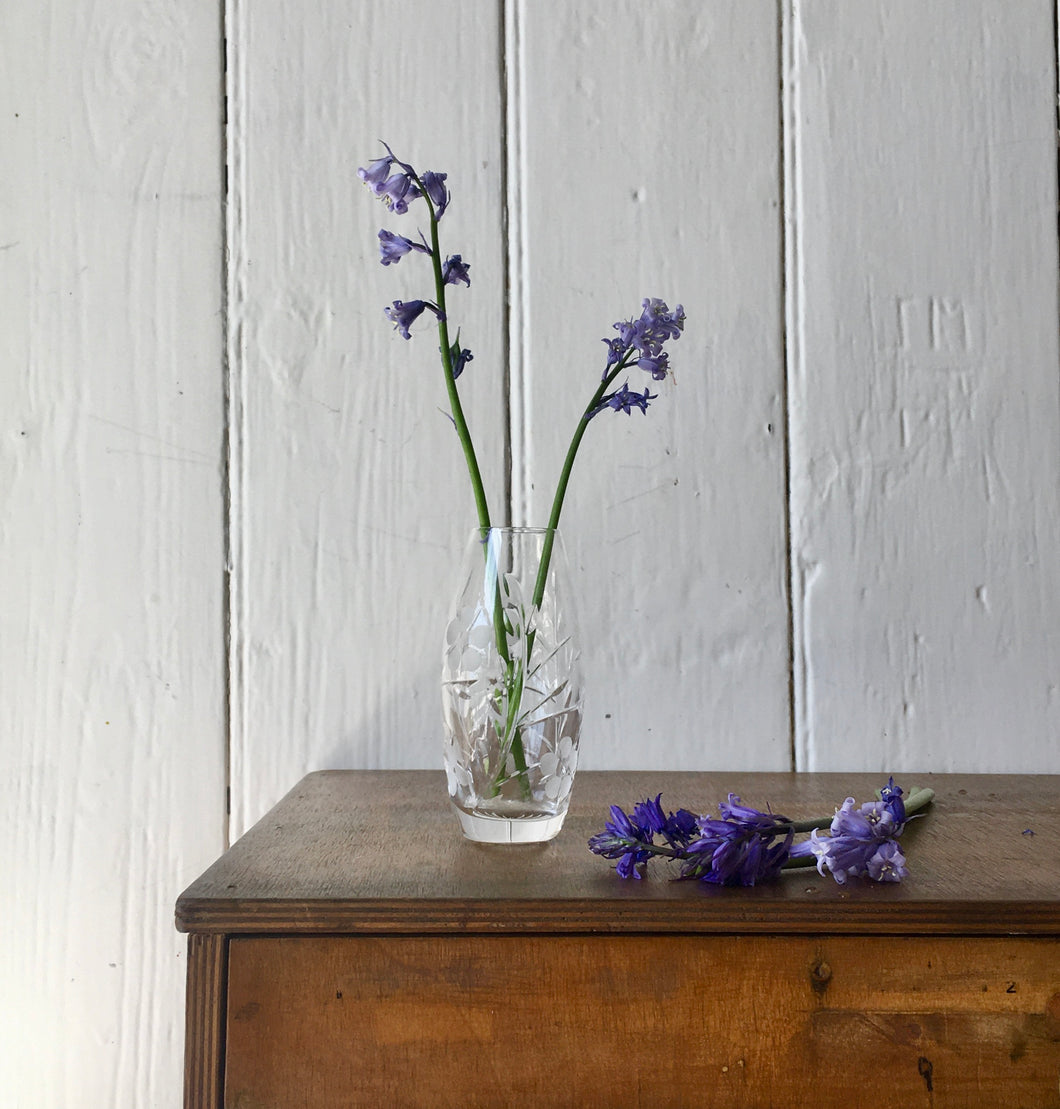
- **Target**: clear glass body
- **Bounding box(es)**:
[442,528,582,842]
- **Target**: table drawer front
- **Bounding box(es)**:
[224,934,1060,1108]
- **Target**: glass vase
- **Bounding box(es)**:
[442,527,582,843]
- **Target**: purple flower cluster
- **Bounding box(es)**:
[605,298,686,379]
[587,795,697,879]
[589,779,918,888]
[358,145,463,343]
[807,777,909,884]
[358,144,450,218]
[588,299,684,420]
[678,796,794,887]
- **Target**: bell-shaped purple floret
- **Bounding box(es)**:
[421,171,450,219]
[380,172,418,214]
[587,803,656,880]
[357,155,393,194]
[867,840,908,882]
[636,352,669,381]
[384,299,443,339]
[609,383,657,415]
[810,785,909,884]
[442,254,471,287]
[378,229,429,266]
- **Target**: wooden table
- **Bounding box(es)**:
[176,770,1060,1107]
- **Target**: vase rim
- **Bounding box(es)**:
[470,525,560,535]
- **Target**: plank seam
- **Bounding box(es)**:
[781,0,809,772]
[498,0,514,528]
[223,0,249,847]
[504,0,530,527]
[778,0,796,774]
[1055,0,1060,453]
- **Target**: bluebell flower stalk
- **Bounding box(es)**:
[361,144,492,534]
[529,298,684,615]
[589,780,934,886]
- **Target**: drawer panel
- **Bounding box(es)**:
[224,934,1060,1108]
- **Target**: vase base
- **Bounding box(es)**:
[452,805,566,844]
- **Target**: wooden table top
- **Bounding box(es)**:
[175,769,1060,936]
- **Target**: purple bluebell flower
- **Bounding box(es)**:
[638,298,685,346]
[587,382,658,419]
[378,229,430,266]
[384,299,443,339]
[379,171,416,214]
[866,840,908,882]
[636,352,670,381]
[442,254,471,287]
[590,779,925,886]
[613,299,686,358]
[679,795,793,886]
[587,803,657,879]
[448,339,473,380]
[601,337,627,375]
[632,795,699,849]
[879,776,906,824]
[607,299,684,386]
[612,319,638,349]
[665,807,700,846]
[632,794,669,835]
[358,148,452,221]
[608,382,657,416]
[358,155,393,194]
[809,783,908,885]
[421,171,450,219]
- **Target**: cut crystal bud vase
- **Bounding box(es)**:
[442,527,583,843]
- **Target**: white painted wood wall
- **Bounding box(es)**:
[4,0,1058,1102]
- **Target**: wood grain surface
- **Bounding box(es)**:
[176,770,1060,935]
[222,933,1060,1108]
[182,934,227,1109]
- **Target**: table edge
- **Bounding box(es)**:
[174,896,1060,936]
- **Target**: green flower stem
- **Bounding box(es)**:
[489,355,634,799]
[530,355,635,613]
[425,206,491,535]
[476,356,633,800]
[419,183,531,798]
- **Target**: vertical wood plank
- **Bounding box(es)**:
[183,935,227,1109]
[519,1,791,770]
[0,0,226,1103]
[229,0,508,833]
[787,1,1060,771]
